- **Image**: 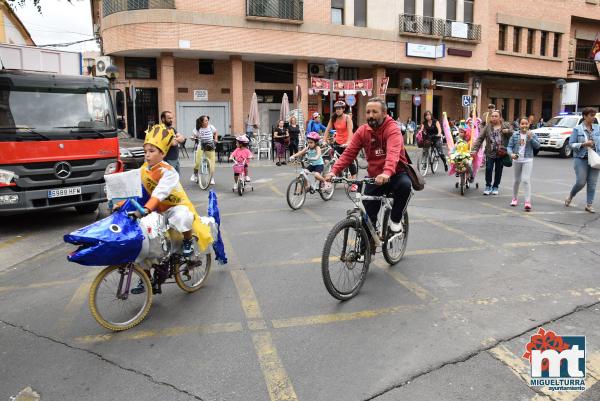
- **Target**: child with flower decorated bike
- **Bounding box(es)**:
[450,123,474,183]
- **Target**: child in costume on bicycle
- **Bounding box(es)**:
[114,123,213,294]
[229,134,253,190]
[289,131,328,190]
[450,123,474,182]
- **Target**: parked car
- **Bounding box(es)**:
[531,113,599,158]
[118,131,145,170]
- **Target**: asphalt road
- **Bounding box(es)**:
[1,149,600,401]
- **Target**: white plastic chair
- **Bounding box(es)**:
[257,138,271,160]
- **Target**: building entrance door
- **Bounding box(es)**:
[176,102,230,139]
[126,87,158,139]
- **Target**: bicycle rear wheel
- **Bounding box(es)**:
[460,173,466,196]
[322,219,370,300]
[198,159,212,190]
[381,210,409,265]
[89,264,152,331]
[286,177,306,210]
[175,253,212,293]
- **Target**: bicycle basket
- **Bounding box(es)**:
[233,162,246,174]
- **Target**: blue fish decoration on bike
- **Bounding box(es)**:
[208,190,227,265]
[64,199,144,266]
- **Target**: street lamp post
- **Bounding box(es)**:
[324,59,339,126]
[556,79,567,113]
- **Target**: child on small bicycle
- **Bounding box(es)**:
[114,124,213,294]
[450,124,474,182]
[229,134,253,190]
[289,131,328,190]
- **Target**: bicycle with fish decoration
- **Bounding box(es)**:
[63,170,227,331]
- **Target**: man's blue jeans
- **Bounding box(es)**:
[570,157,600,205]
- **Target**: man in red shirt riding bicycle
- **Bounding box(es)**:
[325,98,412,233]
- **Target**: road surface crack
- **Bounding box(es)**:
[364,299,600,400]
[0,319,205,401]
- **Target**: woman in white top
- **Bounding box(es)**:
[191,115,218,185]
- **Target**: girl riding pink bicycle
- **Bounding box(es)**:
[229,134,253,190]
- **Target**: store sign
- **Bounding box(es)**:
[193,89,208,101]
[561,82,579,106]
[451,22,469,39]
[406,43,445,59]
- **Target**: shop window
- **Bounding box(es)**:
[254,62,293,84]
[385,69,399,88]
[498,25,507,51]
[513,27,521,53]
[464,0,474,23]
[331,0,344,25]
[124,57,157,79]
[354,0,366,27]
[198,60,214,75]
[527,29,535,54]
[540,31,548,56]
[553,33,561,58]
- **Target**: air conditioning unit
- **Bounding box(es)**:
[95,56,113,77]
[309,63,325,77]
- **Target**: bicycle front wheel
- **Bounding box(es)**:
[430,151,440,174]
[417,151,429,176]
[89,264,152,331]
[237,180,244,196]
[382,210,409,266]
[322,219,371,301]
[286,177,306,210]
[198,159,212,190]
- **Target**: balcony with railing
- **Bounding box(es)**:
[102,0,175,17]
[399,14,481,42]
[568,58,599,76]
[246,0,303,23]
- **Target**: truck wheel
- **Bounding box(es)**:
[75,203,99,214]
[559,140,572,158]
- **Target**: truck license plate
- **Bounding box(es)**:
[48,186,82,198]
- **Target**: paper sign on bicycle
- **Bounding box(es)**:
[104,169,142,200]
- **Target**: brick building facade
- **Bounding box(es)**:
[92,0,600,138]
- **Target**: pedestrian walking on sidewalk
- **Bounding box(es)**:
[507,117,540,211]
[565,107,600,213]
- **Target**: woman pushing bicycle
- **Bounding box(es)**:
[324,98,412,234]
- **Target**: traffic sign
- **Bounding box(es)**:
[462,95,472,107]
[413,95,421,107]
[346,94,356,107]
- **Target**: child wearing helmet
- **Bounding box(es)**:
[290,131,328,189]
[229,134,253,190]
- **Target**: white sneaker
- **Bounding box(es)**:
[210,178,215,185]
[245,176,251,182]
[190,174,198,183]
[233,183,238,190]
[388,220,402,233]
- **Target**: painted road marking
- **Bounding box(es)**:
[271,304,426,329]
[301,207,323,223]
[74,322,244,344]
[268,184,285,198]
[222,230,298,401]
[52,271,96,336]
[0,278,80,293]
[0,235,26,249]
[413,211,487,245]
[372,259,435,301]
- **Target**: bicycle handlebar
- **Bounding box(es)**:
[330,177,375,185]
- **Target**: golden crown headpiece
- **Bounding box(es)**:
[144,123,175,154]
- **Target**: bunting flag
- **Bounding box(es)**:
[310,77,374,96]
[442,112,456,176]
[207,190,227,265]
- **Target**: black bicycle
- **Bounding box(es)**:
[321,177,411,301]
[417,139,442,176]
